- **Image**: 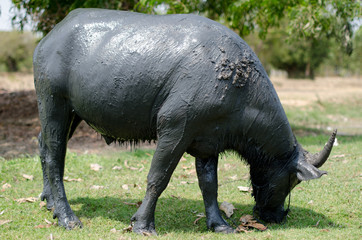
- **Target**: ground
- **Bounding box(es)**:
[0,72,361,159]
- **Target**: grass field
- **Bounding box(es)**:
[1,121,361,239]
[0,76,361,239]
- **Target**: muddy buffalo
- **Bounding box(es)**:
[34,9,336,234]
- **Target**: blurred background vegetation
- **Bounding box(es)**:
[0,31,36,72]
[1,0,361,78]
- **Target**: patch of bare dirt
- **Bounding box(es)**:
[0,88,131,159]
[271,76,362,107]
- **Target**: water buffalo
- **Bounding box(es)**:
[34,8,336,234]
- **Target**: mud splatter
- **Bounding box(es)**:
[215,50,257,88]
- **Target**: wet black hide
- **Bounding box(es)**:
[34,9,335,234]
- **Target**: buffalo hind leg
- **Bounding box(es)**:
[39,132,54,211]
[38,95,82,229]
[196,156,235,233]
[39,115,81,211]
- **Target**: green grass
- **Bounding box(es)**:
[284,97,362,135]
[1,134,361,239]
[1,99,361,239]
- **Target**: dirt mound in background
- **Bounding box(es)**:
[0,90,39,158]
[0,89,37,119]
[0,88,129,159]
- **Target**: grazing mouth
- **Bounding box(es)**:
[253,204,288,223]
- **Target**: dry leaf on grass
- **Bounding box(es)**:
[321,229,330,232]
[90,163,102,171]
[142,231,153,236]
[193,213,206,225]
[63,176,82,182]
[171,195,180,199]
[236,214,267,232]
[180,181,194,184]
[22,174,34,181]
[181,164,191,170]
[124,160,145,171]
[0,210,4,215]
[44,219,52,224]
[229,175,238,180]
[246,222,267,231]
[34,223,55,228]
[90,185,104,190]
[220,201,236,218]
[123,201,142,208]
[124,160,139,171]
[48,233,54,240]
[112,166,122,170]
[122,225,133,233]
[122,184,129,190]
[235,225,252,233]
[313,220,320,227]
[241,174,250,180]
[16,197,38,203]
[110,228,119,233]
[39,201,47,208]
[2,183,11,190]
[223,163,232,170]
[0,220,12,225]
[237,186,251,192]
[240,214,254,224]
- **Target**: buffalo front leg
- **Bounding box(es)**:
[131,136,187,235]
[131,101,191,235]
[196,156,234,233]
[37,95,82,229]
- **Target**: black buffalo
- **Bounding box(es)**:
[34,9,336,234]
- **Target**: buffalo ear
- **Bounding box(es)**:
[296,161,327,181]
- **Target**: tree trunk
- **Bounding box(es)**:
[305,62,310,78]
[5,56,18,72]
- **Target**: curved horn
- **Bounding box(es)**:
[307,129,337,168]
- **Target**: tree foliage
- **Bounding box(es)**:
[260,30,330,79]
[137,0,361,78]
[12,1,360,44]
[320,27,362,76]
[0,31,37,72]
[138,1,359,54]
[9,0,361,78]
[11,0,139,34]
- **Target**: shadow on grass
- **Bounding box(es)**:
[69,196,342,233]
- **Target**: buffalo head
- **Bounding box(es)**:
[251,130,337,223]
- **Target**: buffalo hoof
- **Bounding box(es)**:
[132,223,157,236]
[40,192,54,211]
[214,225,236,234]
[131,215,157,236]
[54,212,83,230]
